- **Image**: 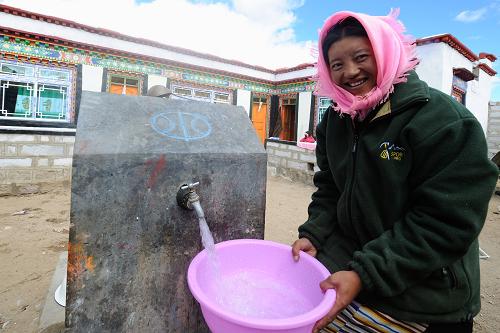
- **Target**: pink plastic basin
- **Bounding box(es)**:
[187,239,336,333]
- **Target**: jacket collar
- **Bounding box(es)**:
[368,71,430,122]
[389,71,430,113]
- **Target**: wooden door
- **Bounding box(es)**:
[280,105,296,141]
[251,101,267,144]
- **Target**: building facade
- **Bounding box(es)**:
[0,4,497,188]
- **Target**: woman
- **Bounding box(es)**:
[291,9,498,333]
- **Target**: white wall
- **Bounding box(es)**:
[416,43,492,133]
[0,12,276,82]
[81,65,103,92]
[236,89,251,116]
[275,67,315,82]
[297,92,312,140]
[471,69,492,133]
[147,74,168,90]
[415,43,446,91]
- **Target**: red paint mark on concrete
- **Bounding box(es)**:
[68,241,95,285]
[146,155,166,188]
[67,242,85,283]
[77,140,89,153]
[85,256,95,272]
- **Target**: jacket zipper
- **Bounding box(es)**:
[443,267,458,289]
[347,122,359,227]
[344,97,428,232]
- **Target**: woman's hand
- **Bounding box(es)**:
[291,238,317,261]
[312,270,362,333]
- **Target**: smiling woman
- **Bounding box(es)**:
[327,37,377,97]
[322,17,377,99]
[292,9,498,333]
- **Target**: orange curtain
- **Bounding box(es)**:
[109,84,139,96]
[109,84,123,95]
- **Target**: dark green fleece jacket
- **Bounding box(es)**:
[299,72,498,323]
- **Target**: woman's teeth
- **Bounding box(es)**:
[347,80,365,87]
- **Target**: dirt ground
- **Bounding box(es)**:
[0,176,498,332]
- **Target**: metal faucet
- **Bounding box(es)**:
[176,182,205,219]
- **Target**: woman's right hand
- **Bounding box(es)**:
[291,238,317,261]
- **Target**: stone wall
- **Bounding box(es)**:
[0,133,74,195]
[487,102,500,159]
[266,140,317,185]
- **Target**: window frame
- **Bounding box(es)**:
[317,97,332,124]
[171,84,231,104]
[0,60,73,123]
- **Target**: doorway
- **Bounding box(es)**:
[280,96,297,142]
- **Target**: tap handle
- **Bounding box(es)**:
[181,182,199,191]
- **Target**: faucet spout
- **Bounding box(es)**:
[177,182,205,219]
[190,200,205,219]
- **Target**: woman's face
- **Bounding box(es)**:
[327,36,377,97]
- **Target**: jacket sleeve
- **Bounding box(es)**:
[298,109,341,250]
[349,116,498,297]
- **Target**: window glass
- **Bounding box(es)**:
[318,97,332,123]
[252,96,266,103]
[214,93,229,102]
[36,84,67,120]
[125,78,139,86]
[194,90,211,99]
[0,80,35,118]
[1,63,34,76]
[174,87,192,96]
[39,68,70,81]
[111,76,125,84]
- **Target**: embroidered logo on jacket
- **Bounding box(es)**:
[379,142,405,161]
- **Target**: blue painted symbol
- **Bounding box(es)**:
[150,112,212,142]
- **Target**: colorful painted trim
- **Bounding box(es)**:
[0,35,298,94]
[275,80,315,94]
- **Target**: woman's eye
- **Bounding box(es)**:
[356,54,368,62]
[331,63,342,70]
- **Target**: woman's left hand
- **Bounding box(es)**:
[312,270,362,333]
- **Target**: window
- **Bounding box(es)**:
[318,97,333,123]
[0,63,35,76]
[0,60,72,122]
[173,87,192,96]
[213,92,229,104]
[451,75,467,106]
[109,75,140,96]
[36,84,68,120]
[171,85,231,104]
[194,90,211,100]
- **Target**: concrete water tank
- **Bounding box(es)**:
[66,91,267,332]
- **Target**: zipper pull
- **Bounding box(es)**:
[351,119,359,153]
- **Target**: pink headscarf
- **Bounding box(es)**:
[314,9,418,120]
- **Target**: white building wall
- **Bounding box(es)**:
[0,12,276,82]
[474,66,494,133]
[81,64,103,92]
[416,43,492,133]
[147,74,168,90]
[236,89,251,116]
[297,92,312,139]
[415,43,446,90]
[275,67,315,81]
